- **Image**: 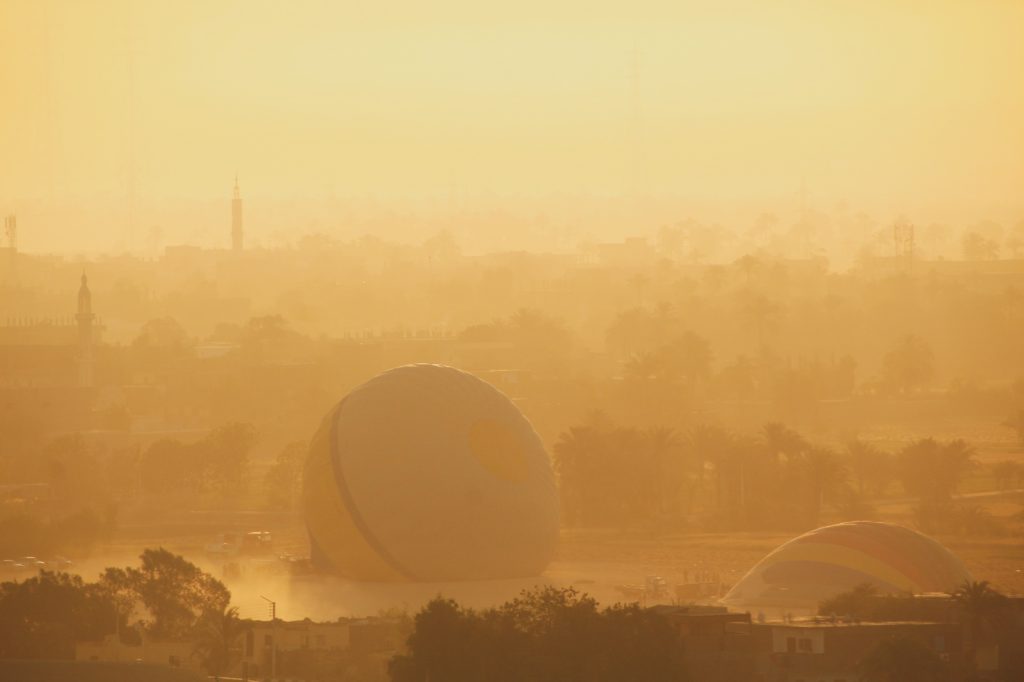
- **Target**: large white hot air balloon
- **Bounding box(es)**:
[303,364,560,581]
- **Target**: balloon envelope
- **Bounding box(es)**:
[303,364,559,582]
[721,521,972,612]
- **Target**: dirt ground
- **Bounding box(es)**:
[78,518,1023,622]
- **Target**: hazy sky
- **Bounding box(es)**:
[1,0,1022,252]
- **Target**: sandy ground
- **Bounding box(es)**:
[66,521,1024,622]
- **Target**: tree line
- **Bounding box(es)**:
[390,586,990,682]
[389,587,685,682]
[554,418,1012,535]
[0,423,312,559]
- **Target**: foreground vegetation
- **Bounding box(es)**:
[0,549,238,676]
[389,587,685,682]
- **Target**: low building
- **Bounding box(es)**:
[76,635,198,674]
[751,620,964,682]
[241,618,351,679]
[650,605,755,681]
[74,614,389,675]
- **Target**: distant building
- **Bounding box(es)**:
[0,274,103,389]
[649,605,754,681]
[591,236,655,268]
[651,600,1024,681]
[76,617,403,681]
[241,619,351,679]
[76,635,198,674]
[750,620,966,681]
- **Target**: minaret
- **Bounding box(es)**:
[231,175,243,252]
[76,273,95,388]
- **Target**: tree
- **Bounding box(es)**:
[992,460,1023,490]
[139,424,256,499]
[961,231,999,261]
[39,434,105,509]
[645,427,692,520]
[858,636,945,681]
[898,438,976,503]
[761,422,808,463]
[819,582,879,619]
[697,430,767,529]
[844,440,892,497]
[390,587,685,682]
[507,308,575,375]
[101,548,231,639]
[0,571,115,660]
[390,597,475,682]
[194,606,248,679]
[139,438,199,496]
[553,426,606,527]
[881,335,934,394]
[133,317,189,351]
[737,291,781,349]
[199,422,257,495]
[1002,408,1024,446]
[462,309,574,376]
[264,441,307,510]
[951,579,1007,667]
[795,447,848,526]
[553,424,675,527]
[422,229,462,262]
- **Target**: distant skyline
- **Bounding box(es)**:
[1,0,1022,253]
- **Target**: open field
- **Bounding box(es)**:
[66,506,1023,622]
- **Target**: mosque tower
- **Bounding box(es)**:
[76,273,95,388]
[231,175,244,252]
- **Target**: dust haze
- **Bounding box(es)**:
[2,2,1024,681]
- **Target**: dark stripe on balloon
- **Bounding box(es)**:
[325,396,418,581]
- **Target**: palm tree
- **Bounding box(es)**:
[624,352,663,381]
[193,606,248,680]
[797,447,848,526]
[682,424,735,512]
[644,427,688,519]
[991,460,1023,491]
[737,292,781,350]
[844,439,891,497]
[552,427,597,527]
[761,422,807,463]
[733,254,762,285]
[951,580,1007,669]
[897,438,976,503]
[880,335,934,394]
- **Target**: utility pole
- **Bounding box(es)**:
[260,595,277,680]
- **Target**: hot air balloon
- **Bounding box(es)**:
[303,364,559,582]
[721,521,971,612]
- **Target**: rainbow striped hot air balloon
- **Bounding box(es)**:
[303,364,560,582]
[721,521,972,612]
